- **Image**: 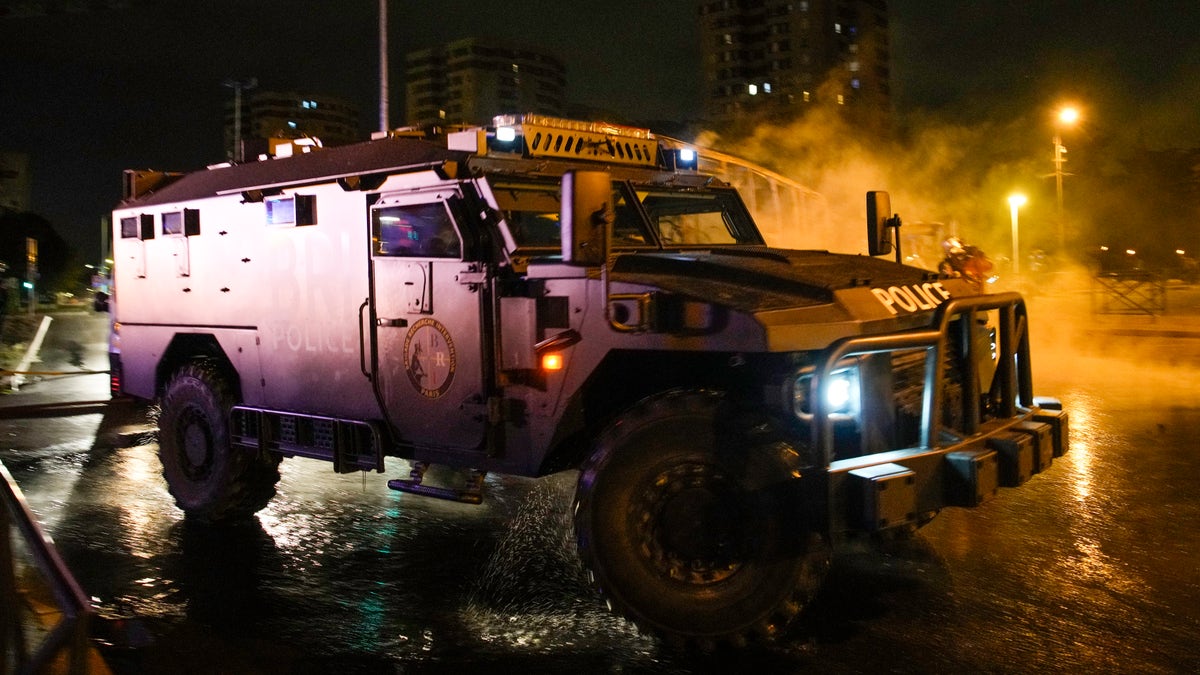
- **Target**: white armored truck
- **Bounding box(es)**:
[107,115,1069,647]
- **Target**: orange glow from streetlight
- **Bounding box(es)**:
[1058,106,1080,126]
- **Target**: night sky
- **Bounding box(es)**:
[3,0,1199,260]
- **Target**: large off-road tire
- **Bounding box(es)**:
[574,390,831,649]
[158,362,280,523]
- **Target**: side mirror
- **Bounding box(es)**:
[866,191,895,257]
[561,170,612,266]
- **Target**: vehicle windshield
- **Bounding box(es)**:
[637,189,760,246]
[488,179,763,252]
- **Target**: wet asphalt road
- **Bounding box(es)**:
[3,306,1199,674]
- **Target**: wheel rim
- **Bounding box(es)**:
[177,406,214,481]
[633,462,751,585]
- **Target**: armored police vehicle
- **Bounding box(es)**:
[107,115,1068,647]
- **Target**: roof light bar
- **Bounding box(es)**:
[489,113,660,167]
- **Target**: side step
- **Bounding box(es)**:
[231,406,385,473]
[388,462,486,505]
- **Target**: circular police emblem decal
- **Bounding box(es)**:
[403,318,457,399]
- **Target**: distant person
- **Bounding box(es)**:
[938,237,994,290]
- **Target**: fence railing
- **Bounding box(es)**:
[1092,271,1167,316]
[1,461,94,675]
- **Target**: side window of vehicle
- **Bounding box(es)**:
[372,202,462,258]
[492,180,651,249]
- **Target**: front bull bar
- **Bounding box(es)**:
[808,291,1033,463]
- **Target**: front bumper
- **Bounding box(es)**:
[806,292,1070,533]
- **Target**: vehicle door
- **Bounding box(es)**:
[369,188,487,451]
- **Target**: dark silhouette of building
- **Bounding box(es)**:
[223,90,362,162]
[698,0,890,130]
[0,151,30,214]
[405,38,566,127]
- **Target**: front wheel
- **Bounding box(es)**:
[573,390,830,648]
[158,362,280,523]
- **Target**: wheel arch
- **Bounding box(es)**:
[536,349,748,475]
[156,333,239,400]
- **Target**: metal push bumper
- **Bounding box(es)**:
[807,292,1070,533]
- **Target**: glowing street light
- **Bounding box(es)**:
[1008,193,1027,275]
[1052,105,1080,253]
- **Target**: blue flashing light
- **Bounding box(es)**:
[495,126,517,143]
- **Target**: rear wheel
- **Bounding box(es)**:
[158,362,280,523]
[573,390,830,648]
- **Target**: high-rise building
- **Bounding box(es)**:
[223,91,362,162]
[405,38,567,127]
[698,0,890,129]
[0,151,30,213]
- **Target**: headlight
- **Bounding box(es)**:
[790,362,860,421]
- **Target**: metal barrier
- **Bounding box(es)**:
[1092,271,1166,316]
[1,461,93,675]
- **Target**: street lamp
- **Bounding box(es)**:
[1052,106,1079,254]
[1008,193,1027,275]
